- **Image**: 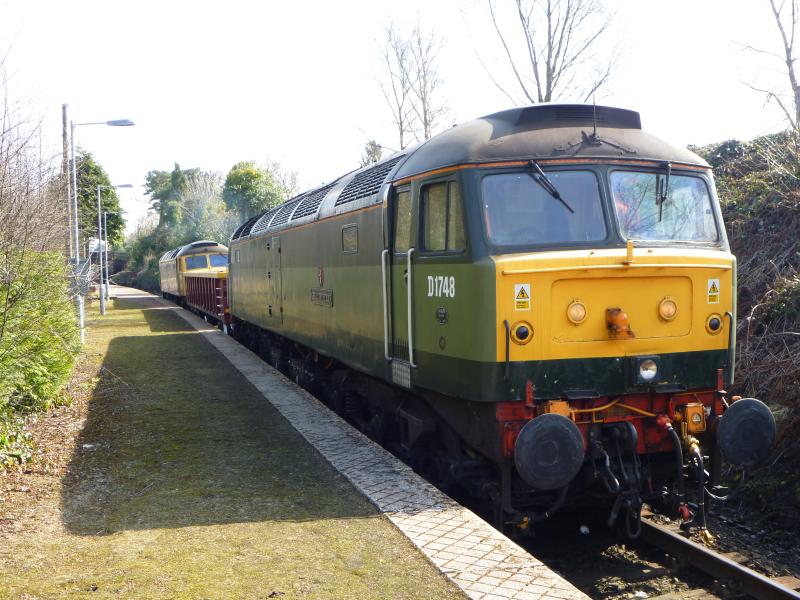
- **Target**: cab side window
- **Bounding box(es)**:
[422,182,465,252]
[393,189,412,253]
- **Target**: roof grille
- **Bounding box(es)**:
[231,222,248,241]
[231,223,244,240]
[292,182,335,219]
[514,104,641,130]
[335,156,403,206]
[238,214,262,238]
[250,206,282,236]
[270,198,303,227]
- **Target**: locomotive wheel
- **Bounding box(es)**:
[514,414,585,491]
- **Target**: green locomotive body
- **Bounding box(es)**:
[228,105,775,531]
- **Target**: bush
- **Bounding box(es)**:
[0,250,79,465]
[134,261,161,293]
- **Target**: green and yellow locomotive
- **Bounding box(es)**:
[228,105,775,533]
[159,240,231,325]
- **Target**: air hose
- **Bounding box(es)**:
[666,423,685,504]
[692,448,708,531]
[523,485,569,526]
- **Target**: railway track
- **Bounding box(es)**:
[639,509,800,600]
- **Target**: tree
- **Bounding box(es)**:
[266,159,299,199]
[360,140,384,167]
[379,22,448,148]
[484,0,616,104]
[222,161,285,220]
[75,150,124,249]
[145,163,201,227]
[745,0,800,131]
[380,25,417,150]
[408,24,448,140]
[144,169,171,225]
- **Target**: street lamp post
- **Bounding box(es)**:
[103,210,120,303]
[70,117,134,339]
[96,184,131,315]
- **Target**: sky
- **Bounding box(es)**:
[0,0,792,234]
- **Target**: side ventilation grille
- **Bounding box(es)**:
[238,214,262,239]
[335,156,403,206]
[292,183,335,219]
[231,221,248,241]
[270,198,303,228]
[250,206,281,236]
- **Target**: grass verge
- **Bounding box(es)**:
[0,291,461,599]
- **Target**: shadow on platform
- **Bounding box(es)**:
[62,295,376,535]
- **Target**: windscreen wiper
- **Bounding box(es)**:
[528,160,575,214]
[657,161,671,222]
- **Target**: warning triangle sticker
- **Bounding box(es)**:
[516,287,529,300]
[708,282,719,294]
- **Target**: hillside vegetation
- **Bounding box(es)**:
[695,133,800,522]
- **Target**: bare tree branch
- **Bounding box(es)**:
[473,50,520,105]
[408,23,448,140]
[743,80,797,130]
[378,21,449,145]
[484,0,616,103]
[490,0,537,103]
[747,0,800,130]
[379,25,417,150]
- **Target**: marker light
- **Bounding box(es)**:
[567,301,587,324]
[706,314,723,334]
[639,359,658,382]
[658,297,678,321]
[511,321,534,345]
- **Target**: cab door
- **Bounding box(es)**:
[387,186,415,387]
[265,236,283,324]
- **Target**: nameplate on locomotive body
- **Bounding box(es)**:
[311,288,333,307]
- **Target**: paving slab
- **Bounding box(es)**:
[119,287,588,600]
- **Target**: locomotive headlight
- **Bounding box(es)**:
[639,359,658,381]
[658,297,678,321]
[566,301,587,325]
[638,358,659,383]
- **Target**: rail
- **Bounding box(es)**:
[640,512,800,600]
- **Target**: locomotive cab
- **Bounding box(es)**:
[383,105,777,534]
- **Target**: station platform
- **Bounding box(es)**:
[146,286,589,600]
[1,285,588,599]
